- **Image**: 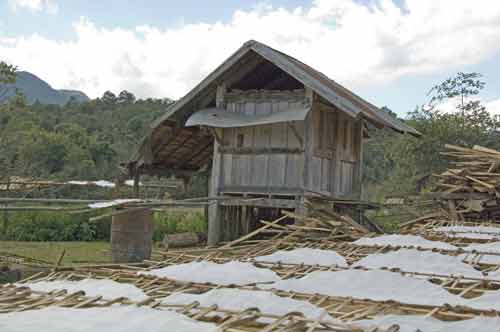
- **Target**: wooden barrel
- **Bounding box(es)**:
[111,208,154,263]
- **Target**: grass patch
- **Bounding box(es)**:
[0,208,207,264]
[0,241,111,265]
[0,210,207,264]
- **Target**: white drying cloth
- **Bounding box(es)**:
[459,242,500,266]
[462,241,500,254]
[487,268,500,279]
[67,180,115,187]
[353,234,457,250]
[124,179,143,186]
[88,198,141,209]
[19,278,148,301]
[67,180,90,185]
[464,290,500,311]
[443,233,499,240]
[139,261,280,286]
[92,180,116,188]
[255,248,348,267]
[68,180,140,187]
[163,288,334,322]
[433,226,500,240]
[263,269,500,310]
[357,314,500,332]
[0,306,216,332]
[433,226,500,234]
[353,249,483,279]
[262,269,462,307]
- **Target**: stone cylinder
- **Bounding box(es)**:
[111,208,153,263]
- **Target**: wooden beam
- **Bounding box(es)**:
[223,51,264,88]
[287,122,304,147]
[133,170,140,197]
[139,167,198,178]
[220,214,288,248]
[219,147,303,155]
[167,131,198,156]
[219,197,299,209]
[176,141,213,169]
[220,185,303,196]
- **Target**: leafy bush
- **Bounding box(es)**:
[1,210,206,242]
[152,212,206,241]
[2,211,103,241]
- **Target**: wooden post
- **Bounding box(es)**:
[2,209,8,237]
[302,92,313,192]
[110,208,153,263]
[357,119,364,200]
[294,195,308,225]
[3,179,9,236]
[133,169,140,198]
[207,84,226,246]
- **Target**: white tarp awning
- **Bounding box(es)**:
[185,107,310,128]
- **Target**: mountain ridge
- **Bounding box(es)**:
[0,71,90,105]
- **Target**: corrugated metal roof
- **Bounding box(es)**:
[150,39,419,136]
[248,41,420,136]
[185,106,311,128]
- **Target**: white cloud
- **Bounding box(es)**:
[1,0,500,99]
[9,0,58,14]
[433,97,500,116]
[486,99,500,115]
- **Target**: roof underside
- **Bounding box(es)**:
[130,40,420,176]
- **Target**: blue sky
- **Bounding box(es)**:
[1,0,500,116]
[1,1,303,39]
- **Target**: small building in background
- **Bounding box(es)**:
[126,40,419,245]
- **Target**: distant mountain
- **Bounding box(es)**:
[0,71,90,105]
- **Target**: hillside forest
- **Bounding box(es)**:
[1,61,500,201]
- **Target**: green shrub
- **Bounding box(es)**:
[152,212,205,241]
[2,211,103,241]
[1,210,206,242]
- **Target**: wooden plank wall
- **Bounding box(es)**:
[306,102,362,198]
[218,89,306,192]
[210,88,362,199]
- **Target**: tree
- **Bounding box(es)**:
[428,72,485,111]
[364,72,500,199]
[117,90,136,104]
[0,91,172,184]
[101,91,117,105]
[6,89,27,112]
[0,61,16,84]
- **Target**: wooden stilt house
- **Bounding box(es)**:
[127,40,419,245]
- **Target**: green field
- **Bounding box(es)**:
[0,241,111,265]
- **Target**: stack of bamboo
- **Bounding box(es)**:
[435,144,500,220]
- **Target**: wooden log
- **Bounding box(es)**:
[162,232,199,248]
